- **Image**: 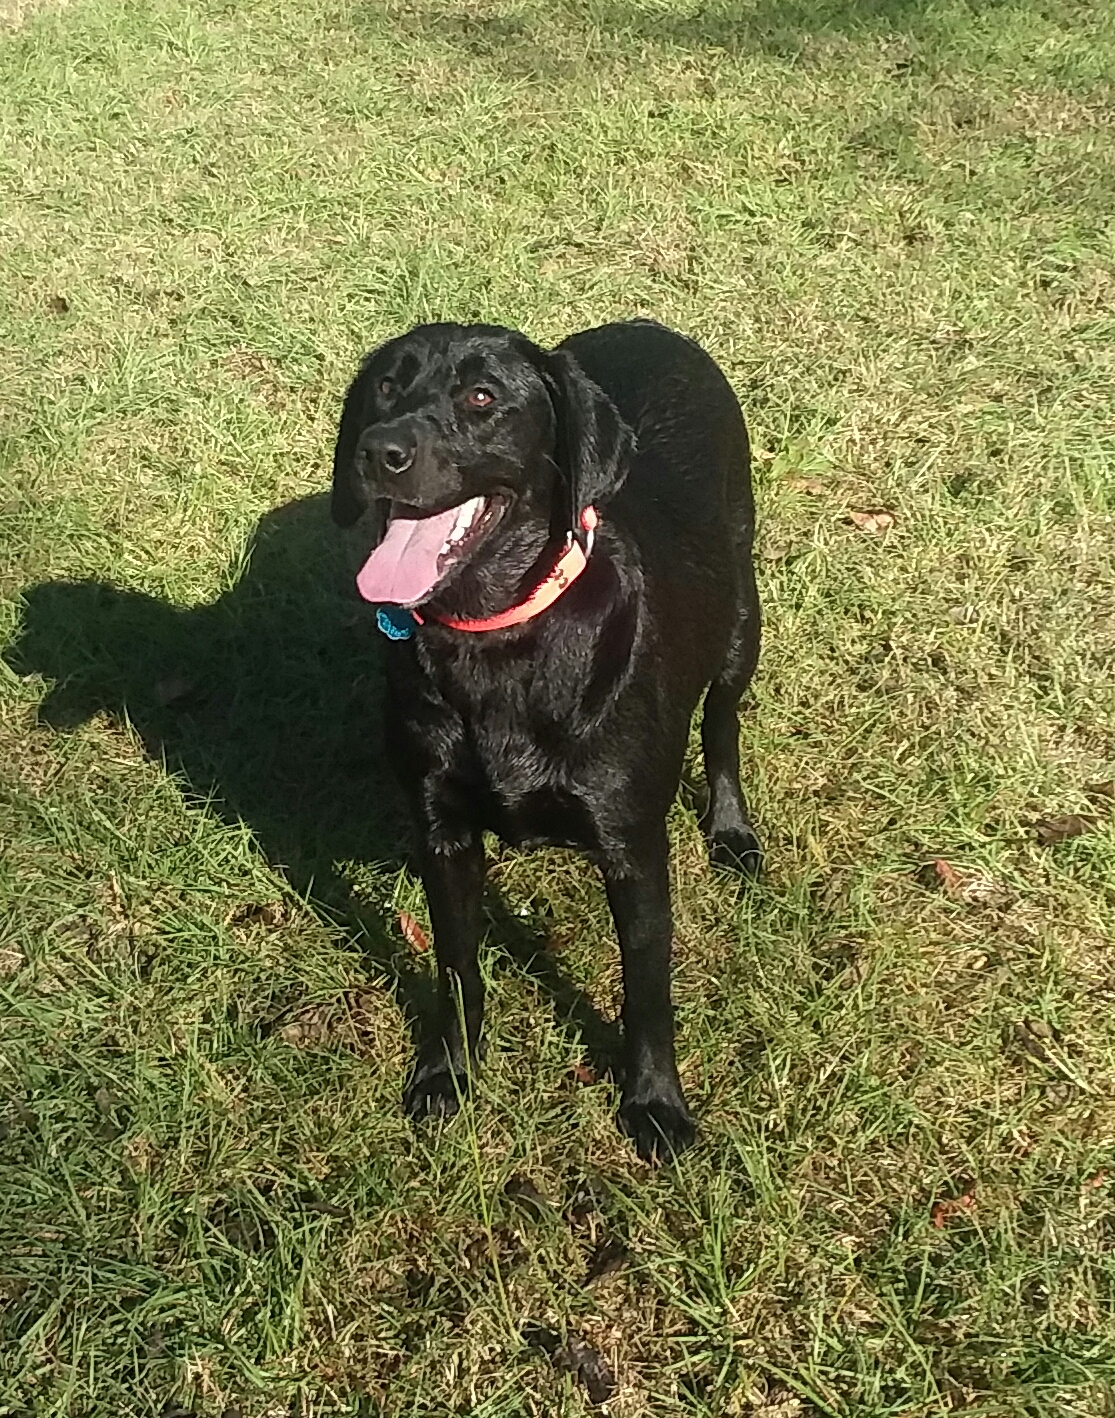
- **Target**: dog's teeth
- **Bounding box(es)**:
[449,497,484,546]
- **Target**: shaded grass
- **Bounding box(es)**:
[2,0,1115,1413]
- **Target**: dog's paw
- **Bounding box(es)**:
[708,824,762,878]
[403,1063,467,1122]
[618,1095,697,1163]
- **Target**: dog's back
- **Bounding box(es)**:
[561,320,756,704]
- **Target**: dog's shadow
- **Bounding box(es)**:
[6,493,620,1073]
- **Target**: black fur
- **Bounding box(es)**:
[332,319,761,1161]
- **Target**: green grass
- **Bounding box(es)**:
[2,0,1115,1413]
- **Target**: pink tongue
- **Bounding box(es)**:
[355,505,464,607]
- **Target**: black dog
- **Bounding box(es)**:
[332,319,760,1160]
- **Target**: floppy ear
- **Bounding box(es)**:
[545,348,635,518]
[331,362,373,528]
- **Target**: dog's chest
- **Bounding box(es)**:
[447,679,603,850]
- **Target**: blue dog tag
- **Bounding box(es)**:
[376,606,417,641]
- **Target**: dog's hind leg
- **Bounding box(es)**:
[700,559,762,876]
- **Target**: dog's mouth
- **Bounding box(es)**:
[355,495,505,608]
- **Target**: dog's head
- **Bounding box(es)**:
[331,323,633,608]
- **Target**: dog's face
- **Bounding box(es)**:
[332,323,632,608]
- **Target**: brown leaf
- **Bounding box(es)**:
[1033,813,1096,846]
[847,508,896,534]
[276,1004,331,1047]
[787,476,826,495]
[154,672,195,706]
[1011,1019,1055,1064]
[300,1198,349,1217]
[123,1133,160,1175]
[569,1062,597,1085]
[928,858,1011,909]
[398,911,429,952]
[504,1174,550,1218]
[583,1238,630,1286]
[1083,1169,1107,1190]
[557,1334,617,1406]
[933,858,963,898]
[931,1183,976,1228]
[47,294,70,315]
[1084,780,1115,806]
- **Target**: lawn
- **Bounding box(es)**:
[2,0,1114,1413]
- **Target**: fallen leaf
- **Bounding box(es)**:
[1011,1019,1056,1064]
[299,1198,349,1217]
[124,1133,160,1175]
[94,1086,120,1116]
[522,1321,562,1354]
[933,858,963,897]
[47,294,70,315]
[583,1238,630,1285]
[931,1183,976,1228]
[1083,1170,1107,1190]
[154,672,195,706]
[276,1004,331,1047]
[565,1176,608,1222]
[928,858,1011,908]
[957,875,1012,908]
[569,1062,596,1085]
[846,508,896,534]
[557,1334,617,1406]
[1084,780,1115,805]
[504,1174,550,1218]
[787,476,826,495]
[1033,813,1096,846]
[398,911,429,952]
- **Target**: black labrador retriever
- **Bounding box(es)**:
[331,319,760,1160]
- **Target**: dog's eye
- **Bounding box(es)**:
[379,378,394,398]
[465,387,496,410]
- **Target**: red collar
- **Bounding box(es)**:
[416,506,599,633]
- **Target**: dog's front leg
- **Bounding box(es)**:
[404,838,486,1121]
[605,825,697,1161]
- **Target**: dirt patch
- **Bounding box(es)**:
[0,0,70,30]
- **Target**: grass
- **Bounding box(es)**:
[2,0,1115,1412]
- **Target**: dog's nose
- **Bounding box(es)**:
[378,438,415,475]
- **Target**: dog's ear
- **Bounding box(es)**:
[545,348,635,518]
[331,362,373,528]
